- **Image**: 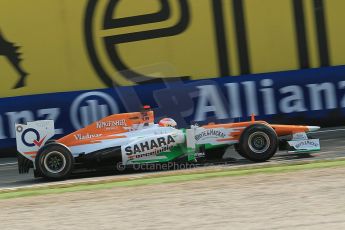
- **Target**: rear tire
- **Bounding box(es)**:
[205,146,227,160]
[35,144,74,180]
[33,169,43,178]
[234,143,249,159]
[45,139,56,145]
[238,124,278,162]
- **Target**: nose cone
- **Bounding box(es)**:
[307,126,320,132]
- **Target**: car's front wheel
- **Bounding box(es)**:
[238,124,278,162]
[35,144,74,180]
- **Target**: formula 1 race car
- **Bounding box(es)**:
[15,106,321,179]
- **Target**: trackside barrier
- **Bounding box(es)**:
[1,66,345,152]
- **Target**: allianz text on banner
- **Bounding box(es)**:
[1,66,345,150]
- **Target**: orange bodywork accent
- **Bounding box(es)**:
[251,113,255,122]
[25,151,37,155]
[64,135,128,147]
[58,111,154,147]
[217,128,243,142]
[203,121,265,142]
[203,120,311,141]
[270,124,309,136]
[203,121,263,129]
[24,151,37,158]
[57,107,312,148]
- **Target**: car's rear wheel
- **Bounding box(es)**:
[45,139,56,145]
[35,144,74,180]
[205,146,227,160]
[238,124,278,162]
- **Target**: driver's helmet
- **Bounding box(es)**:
[159,118,177,127]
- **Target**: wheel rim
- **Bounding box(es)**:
[43,151,66,174]
[248,131,270,154]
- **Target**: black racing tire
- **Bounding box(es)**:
[205,146,227,160]
[234,143,249,159]
[238,124,278,162]
[35,144,74,180]
[33,169,43,178]
[45,139,56,145]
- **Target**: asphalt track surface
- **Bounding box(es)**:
[0,128,344,189]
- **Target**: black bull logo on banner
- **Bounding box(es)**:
[0,30,28,89]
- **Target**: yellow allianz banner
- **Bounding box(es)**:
[1,0,345,98]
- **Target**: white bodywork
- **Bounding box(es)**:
[287,132,320,152]
[15,120,321,167]
[69,125,185,165]
[15,120,55,161]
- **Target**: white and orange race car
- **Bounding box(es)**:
[15,106,320,179]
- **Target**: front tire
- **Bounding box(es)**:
[238,124,278,162]
[35,144,74,180]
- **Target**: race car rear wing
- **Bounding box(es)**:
[15,120,55,162]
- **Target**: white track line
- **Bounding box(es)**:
[0,162,17,167]
[311,128,345,133]
[2,156,345,192]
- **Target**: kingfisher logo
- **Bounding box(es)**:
[19,127,46,147]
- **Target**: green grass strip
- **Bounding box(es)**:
[1,159,345,200]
